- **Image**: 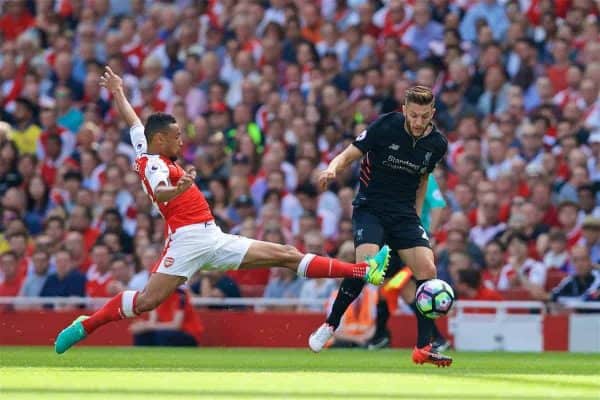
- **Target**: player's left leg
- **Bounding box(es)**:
[398,246,452,367]
[400,278,451,351]
[55,273,185,354]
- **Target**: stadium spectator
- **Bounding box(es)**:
[129,246,159,292]
[130,287,204,347]
[548,245,600,303]
[68,205,100,253]
[85,243,113,298]
[40,248,86,298]
[100,208,133,255]
[579,216,600,265]
[263,267,303,311]
[9,97,41,156]
[0,251,23,296]
[19,249,51,297]
[106,256,132,296]
[456,268,503,301]
[543,231,570,273]
[190,270,242,309]
[498,233,547,299]
[63,230,91,272]
[481,240,505,290]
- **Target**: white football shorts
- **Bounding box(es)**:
[153,222,254,280]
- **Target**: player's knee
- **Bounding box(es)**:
[135,293,161,313]
[415,263,437,280]
[281,244,302,262]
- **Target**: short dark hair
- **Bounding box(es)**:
[144,113,177,143]
[103,208,122,223]
[507,232,528,246]
[45,215,66,229]
[405,85,435,106]
[485,239,505,252]
[458,268,481,290]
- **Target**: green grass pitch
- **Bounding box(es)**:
[1,347,599,400]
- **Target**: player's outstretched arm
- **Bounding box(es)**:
[100,66,142,128]
[318,144,363,190]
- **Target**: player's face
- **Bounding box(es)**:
[161,123,183,160]
[402,102,435,137]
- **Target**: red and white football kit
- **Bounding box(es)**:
[130,124,253,280]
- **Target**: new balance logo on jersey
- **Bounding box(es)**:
[388,144,399,151]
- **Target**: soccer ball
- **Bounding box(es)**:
[415,279,455,319]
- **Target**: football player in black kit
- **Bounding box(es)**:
[309,86,452,367]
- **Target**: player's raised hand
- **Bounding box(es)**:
[185,165,197,180]
[99,66,123,93]
[318,168,336,190]
[177,172,195,193]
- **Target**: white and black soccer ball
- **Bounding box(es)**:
[415,279,455,319]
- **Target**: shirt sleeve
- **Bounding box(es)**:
[427,135,448,173]
[352,114,387,154]
[144,157,170,192]
[130,124,147,157]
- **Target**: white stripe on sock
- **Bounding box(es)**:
[297,254,316,277]
[121,290,137,318]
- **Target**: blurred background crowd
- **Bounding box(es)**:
[1,0,600,317]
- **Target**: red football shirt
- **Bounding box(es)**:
[85,264,113,297]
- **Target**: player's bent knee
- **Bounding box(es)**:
[423,264,437,279]
[281,244,302,261]
[135,293,162,313]
[414,263,437,280]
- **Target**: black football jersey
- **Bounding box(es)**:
[352,112,448,217]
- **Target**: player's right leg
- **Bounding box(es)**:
[400,278,451,351]
[54,273,185,354]
[239,241,389,285]
[398,246,452,367]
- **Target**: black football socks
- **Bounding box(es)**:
[414,279,434,348]
[325,278,366,329]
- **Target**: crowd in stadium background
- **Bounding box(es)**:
[0,0,599,316]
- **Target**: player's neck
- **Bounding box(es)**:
[404,121,433,141]
[147,145,177,162]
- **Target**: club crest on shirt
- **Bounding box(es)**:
[419,152,433,174]
[164,257,175,268]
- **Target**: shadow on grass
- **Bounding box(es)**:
[2,387,596,400]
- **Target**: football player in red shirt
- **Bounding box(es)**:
[54,67,390,354]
